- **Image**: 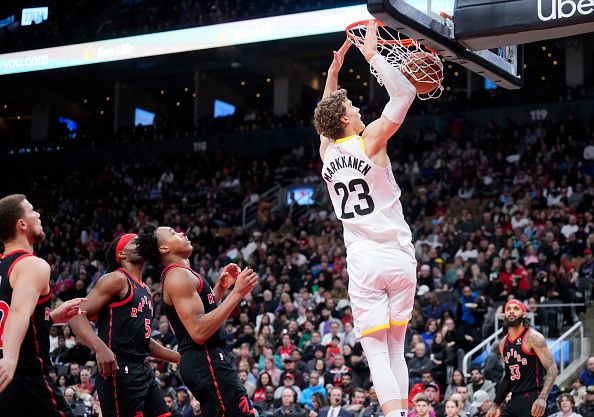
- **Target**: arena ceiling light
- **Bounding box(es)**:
[0,5,373,76]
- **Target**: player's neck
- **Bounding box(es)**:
[508,324,525,339]
[163,254,191,268]
[2,235,34,254]
[120,262,143,281]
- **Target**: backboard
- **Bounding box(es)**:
[368,0,523,89]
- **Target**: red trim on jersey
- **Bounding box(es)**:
[204,348,227,417]
[0,249,28,259]
[520,328,536,356]
[118,267,148,290]
[37,292,51,305]
[508,327,527,344]
[156,413,172,417]
[109,277,134,308]
[108,308,121,417]
[162,264,204,294]
[31,316,66,417]
[6,253,34,279]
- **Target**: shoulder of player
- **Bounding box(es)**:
[524,328,547,349]
[165,267,200,290]
[12,254,50,275]
[96,270,129,292]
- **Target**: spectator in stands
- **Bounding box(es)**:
[311,392,329,417]
[344,388,367,417]
[581,358,594,387]
[176,386,192,416]
[570,377,588,408]
[577,386,594,417]
[77,367,95,396]
[164,394,183,417]
[319,387,353,417]
[325,355,351,388]
[409,394,435,417]
[424,383,440,412]
[51,335,70,365]
[301,371,327,409]
[361,386,383,417]
[549,393,583,417]
[444,400,461,417]
[455,386,473,417]
[254,372,275,402]
[274,373,302,401]
[64,387,87,417]
[281,357,305,389]
[444,370,466,402]
[66,363,81,386]
[255,386,277,417]
[239,369,257,398]
[482,342,503,383]
[409,343,434,387]
[274,388,307,417]
[469,390,491,417]
[466,368,495,401]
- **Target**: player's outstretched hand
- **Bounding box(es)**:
[328,39,351,75]
[96,344,119,378]
[531,398,546,417]
[232,268,258,297]
[362,19,378,62]
[219,263,241,290]
[52,297,87,324]
[0,357,17,393]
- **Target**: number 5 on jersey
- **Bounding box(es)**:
[334,179,375,219]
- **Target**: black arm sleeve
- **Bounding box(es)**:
[493,370,511,405]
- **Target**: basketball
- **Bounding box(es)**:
[401,51,444,95]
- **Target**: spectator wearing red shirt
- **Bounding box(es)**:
[499,259,530,296]
[277,332,296,357]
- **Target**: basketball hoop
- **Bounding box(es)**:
[346,19,444,100]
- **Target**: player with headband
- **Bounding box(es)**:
[486,299,558,417]
[68,233,180,417]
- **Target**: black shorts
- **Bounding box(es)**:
[501,391,544,417]
[0,373,74,417]
[180,347,253,417]
[95,359,170,417]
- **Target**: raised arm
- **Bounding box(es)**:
[526,330,558,417]
[0,257,49,392]
[166,267,258,345]
[319,39,351,159]
[212,263,241,303]
[68,271,128,378]
[358,20,416,158]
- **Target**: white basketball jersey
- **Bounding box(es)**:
[321,134,412,246]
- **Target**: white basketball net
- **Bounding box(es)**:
[346,21,444,100]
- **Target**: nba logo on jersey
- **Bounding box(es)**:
[207,293,215,304]
[45,307,50,321]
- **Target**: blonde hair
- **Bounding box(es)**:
[313,89,348,140]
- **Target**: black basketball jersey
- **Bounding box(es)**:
[502,327,545,395]
[161,264,226,352]
[97,268,153,361]
[0,250,52,375]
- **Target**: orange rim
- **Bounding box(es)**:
[346,19,439,55]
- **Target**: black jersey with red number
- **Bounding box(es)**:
[161,264,226,352]
[97,268,153,361]
[502,327,545,395]
[0,250,52,375]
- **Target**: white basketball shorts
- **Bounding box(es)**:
[346,239,417,338]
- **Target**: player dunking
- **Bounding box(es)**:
[0,194,86,416]
[68,233,180,417]
[486,300,557,417]
[136,224,259,417]
[313,21,417,417]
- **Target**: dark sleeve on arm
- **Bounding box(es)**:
[493,371,511,405]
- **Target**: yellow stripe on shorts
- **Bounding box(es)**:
[390,319,409,327]
[360,324,390,336]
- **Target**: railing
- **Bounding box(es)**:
[242,185,282,229]
[549,321,588,381]
[462,327,504,378]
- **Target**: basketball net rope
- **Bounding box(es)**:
[347,23,444,100]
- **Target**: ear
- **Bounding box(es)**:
[159,245,170,255]
[17,218,27,232]
[339,115,350,125]
[117,251,126,261]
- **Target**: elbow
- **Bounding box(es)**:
[190,330,207,346]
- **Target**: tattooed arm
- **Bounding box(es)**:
[526,329,558,417]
